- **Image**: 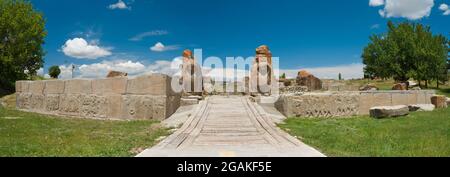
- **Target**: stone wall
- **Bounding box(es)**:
[275,90,435,118]
[15,74,181,120]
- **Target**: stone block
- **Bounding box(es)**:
[64,80,92,94]
[92,78,127,94]
[181,98,199,106]
[431,95,447,109]
[370,105,409,118]
[44,80,65,94]
[58,94,82,116]
[408,104,435,112]
[16,93,31,109]
[123,95,161,120]
[29,81,45,94]
[44,94,60,112]
[392,92,410,105]
[29,94,44,110]
[359,92,392,114]
[126,74,171,95]
[80,94,108,118]
[15,81,30,93]
[407,92,418,105]
[107,95,125,119]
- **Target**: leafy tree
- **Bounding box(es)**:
[362,21,448,88]
[338,73,342,80]
[0,0,46,91]
[48,66,61,79]
[280,73,286,79]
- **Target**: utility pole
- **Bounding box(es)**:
[71,64,75,79]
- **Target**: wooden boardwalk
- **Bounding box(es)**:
[137,96,325,157]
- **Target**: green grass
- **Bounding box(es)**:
[279,108,450,157]
[0,106,169,157]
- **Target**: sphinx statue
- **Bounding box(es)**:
[180,49,203,95]
[249,45,277,95]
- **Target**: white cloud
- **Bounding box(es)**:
[37,68,44,76]
[371,0,435,20]
[61,38,112,59]
[77,60,146,78]
[278,63,364,80]
[108,0,130,10]
[150,42,179,52]
[58,65,75,79]
[439,3,450,15]
[129,30,169,41]
[370,24,380,29]
[369,0,385,7]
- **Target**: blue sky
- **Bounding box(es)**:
[30,0,449,79]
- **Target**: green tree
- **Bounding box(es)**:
[338,73,342,80]
[362,21,448,88]
[280,73,286,79]
[0,0,46,92]
[48,66,61,79]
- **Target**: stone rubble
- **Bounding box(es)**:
[370,105,409,118]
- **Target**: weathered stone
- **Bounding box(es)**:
[58,94,82,116]
[408,81,418,88]
[249,45,276,95]
[44,80,65,94]
[80,94,108,118]
[122,95,168,120]
[296,71,322,91]
[370,105,409,118]
[447,97,450,107]
[392,92,410,105]
[392,83,407,90]
[180,98,199,106]
[29,81,45,94]
[92,77,127,94]
[106,95,124,119]
[15,81,30,93]
[180,49,203,94]
[431,95,447,109]
[408,104,435,112]
[127,74,170,95]
[106,70,128,78]
[276,93,359,118]
[359,84,378,91]
[64,80,92,94]
[280,86,308,94]
[29,94,44,110]
[44,94,60,112]
[16,93,31,109]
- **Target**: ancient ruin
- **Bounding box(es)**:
[250,45,277,95]
[106,70,128,78]
[14,45,446,121]
[296,70,322,91]
[180,49,203,95]
[16,74,180,120]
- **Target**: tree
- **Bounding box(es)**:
[362,21,448,88]
[0,0,46,92]
[48,66,61,79]
[280,73,286,79]
[338,73,342,80]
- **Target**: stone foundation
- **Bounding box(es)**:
[15,74,181,120]
[275,90,435,118]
